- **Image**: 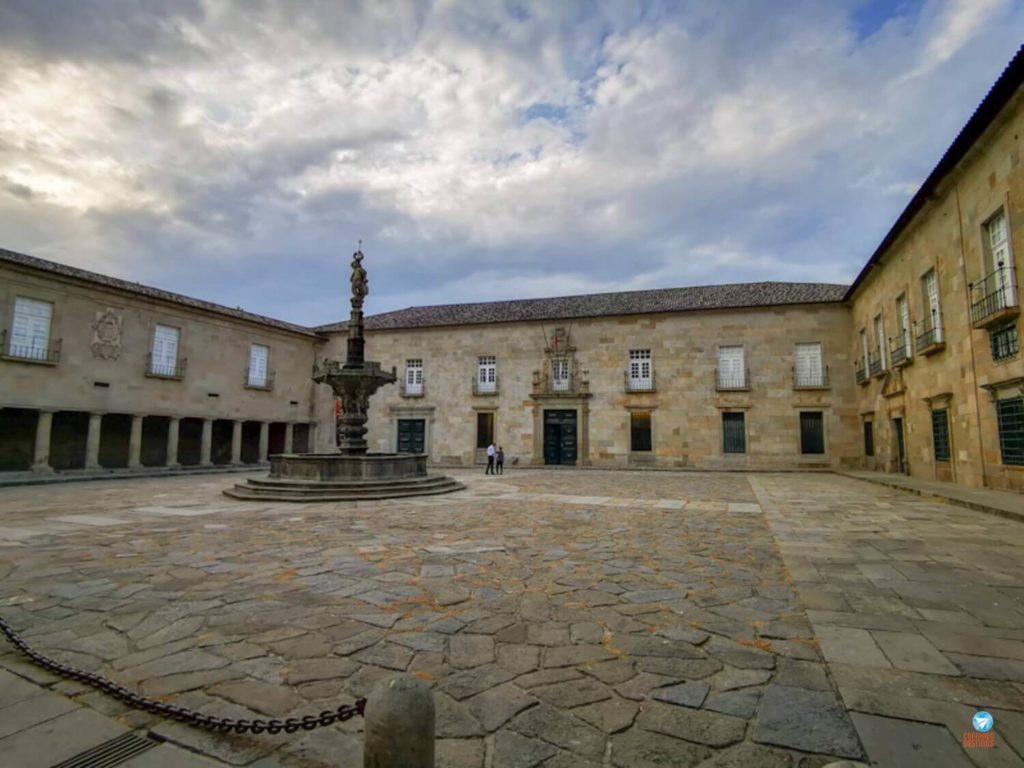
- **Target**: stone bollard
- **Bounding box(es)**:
[363,674,435,768]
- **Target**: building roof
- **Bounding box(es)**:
[0,247,320,338]
[845,44,1024,300]
[314,281,849,332]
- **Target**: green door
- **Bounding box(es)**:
[397,419,425,454]
[894,417,906,473]
[543,410,577,465]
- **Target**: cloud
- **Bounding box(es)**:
[0,0,1020,325]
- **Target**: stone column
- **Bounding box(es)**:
[31,409,55,473]
[230,420,242,465]
[258,421,269,463]
[85,412,103,470]
[128,415,143,469]
[166,417,181,468]
[284,423,294,454]
[200,418,213,466]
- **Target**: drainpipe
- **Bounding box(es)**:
[955,184,988,487]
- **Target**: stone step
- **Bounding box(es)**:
[222,478,465,502]
[247,475,450,490]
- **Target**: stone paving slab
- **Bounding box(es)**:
[0,469,1021,766]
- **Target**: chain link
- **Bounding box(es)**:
[0,613,365,734]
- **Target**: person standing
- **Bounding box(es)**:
[486,442,496,474]
[496,446,505,475]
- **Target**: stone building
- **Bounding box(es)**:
[1,46,1022,492]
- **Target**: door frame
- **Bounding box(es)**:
[543,408,579,465]
[893,416,907,474]
[388,404,435,458]
[396,417,427,455]
[530,396,590,466]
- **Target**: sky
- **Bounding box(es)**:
[0,0,1021,326]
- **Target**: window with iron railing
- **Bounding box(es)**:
[931,409,951,462]
[475,356,497,394]
[889,336,910,367]
[793,343,827,388]
[868,349,885,377]
[997,396,1024,466]
[403,359,424,396]
[716,345,747,390]
[149,324,183,377]
[855,361,868,385]
[146,352,187,379]
[991,323,1019,362]
[722,412,746,454]
[628,350,653,391]
[2,328,61,364]
[247,344,270,388]
[914,311,945,354]
[5,297,59,363]
[970,261,1019,327]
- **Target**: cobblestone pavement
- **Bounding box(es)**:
[0,470,1021,767]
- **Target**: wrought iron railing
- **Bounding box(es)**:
[473,376,499,396]
[914,314,945,353]
[868,350,885,377]
[855,361,868,385]
[890,336,912,367]
[146,354,187,379]
[715,367,749,391]
[793,365,829,389]
[624,369,656,392]
[245,368,275,390]
[1,330,61,363]
[970,262,1019,326]
[401,378,425,397]
[534,372,588,395]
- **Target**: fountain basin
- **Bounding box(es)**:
[223,452,465,502]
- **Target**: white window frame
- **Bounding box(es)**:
[150,324,180,376]
[405,359,423,395]
[629,349,652,390]
[873,314,886,370]
[248,343,269,387]
[794,342,823,387]
[477,355,497,393]
[9,297,53,361]
[896,294,912,358]
[717,345,745,389]
[551,357,570,391]
[860,329,869,371]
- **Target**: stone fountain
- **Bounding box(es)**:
[224,248,464,501]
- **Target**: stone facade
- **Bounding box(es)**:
[848,86,1024,491]
[0,257,327,472]
[317,303,860,469]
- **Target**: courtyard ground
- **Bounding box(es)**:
[0,469,1022,767]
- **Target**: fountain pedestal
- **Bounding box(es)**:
[224,247,464,502]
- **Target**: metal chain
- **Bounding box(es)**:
[0,614,365,734]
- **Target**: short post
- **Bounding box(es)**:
[363,674,434,768]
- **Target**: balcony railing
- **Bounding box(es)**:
[855,361,868,385]
[533,372,589,396]
[625,369,656,392]
[970,262,1019,328]
[889,336,912,368]
[245,368,275,390]
[401,379,425,397]
[793,365,829,389]
[1,330,61,364]
[914,314,945,355]
[146,354,187,380]
[715,368,749,391]
[473,376,499,396]
[868,350,885,378]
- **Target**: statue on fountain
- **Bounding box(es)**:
[312,245,397,454]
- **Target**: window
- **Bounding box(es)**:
[477,356,497,393]
[895,294,912,360]
[8,297,53,361]
[991,323,1019,361]
[794,342,824,387]
[405,359,423,395]
[863,421,874,456]
[628,349,653,390]
[630,411,652,451]
[873,314,886,370]
[551,358,570,391]
[859,329,869,373]
[997,397,1024,466]
[800,412,825,455]
[717,345,746,389]
[986,210,1011,274]
[150,324,180,376]
[922,269,940,322]
[931,409,951,462]
[722,412,746,454]
[248,344,269,387]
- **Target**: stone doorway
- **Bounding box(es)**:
[397,418,426,454]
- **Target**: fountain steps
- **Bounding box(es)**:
[223,474,465,501]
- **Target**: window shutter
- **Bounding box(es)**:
[152,325,179,373]
[795,343,820,380]
[718,346,744,386]
[249,344,268,385]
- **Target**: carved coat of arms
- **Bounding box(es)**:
[90,309,123,360]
